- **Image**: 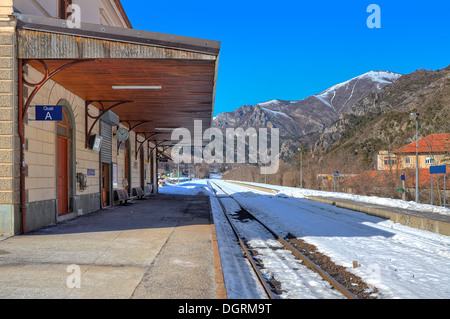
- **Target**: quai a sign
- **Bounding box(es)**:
[35,105,63,121]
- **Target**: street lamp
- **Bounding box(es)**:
[409,112,420,202]
[298,147,303,188]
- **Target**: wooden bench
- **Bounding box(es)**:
[144,185,153,198]
[115,189,131,205]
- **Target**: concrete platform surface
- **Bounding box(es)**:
[0,194,223,299]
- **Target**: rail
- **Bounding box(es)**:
[209,181,357,299]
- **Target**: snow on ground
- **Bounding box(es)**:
[160,179,450,299]
[240,181,450,216]
[159,180,210,196]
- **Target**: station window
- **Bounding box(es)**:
[57,108,69,138]
[425,157,435,165]
[405,157,410,164]
[384,159,396,166]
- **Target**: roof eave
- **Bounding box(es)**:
[15,13,220,56]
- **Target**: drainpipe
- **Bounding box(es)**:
[18,59,27,234]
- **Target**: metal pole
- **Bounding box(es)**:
[337,176,339,193]
[431,174,433,205]
[298,147,303,188]
[444,173,446,208]
[402,179,406,201]
[415,119,419,202]
[300,151,303,188]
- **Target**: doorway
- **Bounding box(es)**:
[56,106,72,216]
[124,141,130,194]
[57,136,69,215]
[102,163,110,207]
[140,149,145,188]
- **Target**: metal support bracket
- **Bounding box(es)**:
[19,58,92,234]
[157,145,173,161]
[21,59,93,119]
[116,121,153,155]
[148,142,172,162]
[85,100,133,148]
[135,132,161,160]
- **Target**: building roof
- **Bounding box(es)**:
[394,133,450,154]
[16,13,220,55]
[16,13,220,147]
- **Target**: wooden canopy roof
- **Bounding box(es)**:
[17,13,220,147]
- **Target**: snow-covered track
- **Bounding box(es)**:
[208,181,357,299]
[208,181,279,299]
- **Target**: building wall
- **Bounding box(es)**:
[0,1,20,235]
[14,0,129,28]
[376,150,397,170]
[0,1,161,235]
[376,149,448,171]
[396,153,447,170]
[21,65,152,233]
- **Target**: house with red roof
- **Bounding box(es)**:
[393,133,450,169]
[343,134,449,201]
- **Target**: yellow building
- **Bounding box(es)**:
[375,150,397,170]
[393,133,449,169]
[0,1,220,235]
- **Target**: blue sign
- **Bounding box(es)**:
[401,174,405,181]
[430,165,446,175]
[334,171,339,177]
[87,169,96,176]
[35,105,63,121]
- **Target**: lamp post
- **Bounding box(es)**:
[298,147,303,188]
[409,112,419,202]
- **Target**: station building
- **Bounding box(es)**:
[0,0,220,235]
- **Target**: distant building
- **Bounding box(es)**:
[376,133,449,171]
[393,133,450,169]
[344,133,449,201]
[375,150,397,170]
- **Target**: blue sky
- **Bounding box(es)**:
[121,1,450,116]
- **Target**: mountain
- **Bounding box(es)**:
[213,71,402,158]
[213,71,401,137]
[314,65,450,169]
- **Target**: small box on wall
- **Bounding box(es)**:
[88,135,103,152]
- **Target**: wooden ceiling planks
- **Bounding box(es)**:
[28,58,216,144]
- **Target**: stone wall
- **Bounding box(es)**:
[0,1,20,235]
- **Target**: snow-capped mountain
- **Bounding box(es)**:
[213,71,402,138]
[312,71,402,114]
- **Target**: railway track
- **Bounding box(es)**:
[208,180,358,299]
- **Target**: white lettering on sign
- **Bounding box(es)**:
[35,105,63,121]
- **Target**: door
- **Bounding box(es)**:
[124,142,130,193]
[57,136,69,216]
[102,163,110,207]
[140,150,145,188]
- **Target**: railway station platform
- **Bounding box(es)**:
[308,196,450,236]
[221,180,450,237]
[0,194,226,299]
